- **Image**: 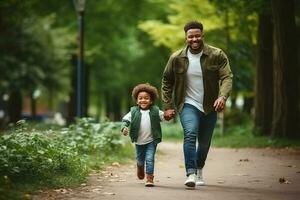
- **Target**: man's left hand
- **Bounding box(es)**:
[213,96,226,112]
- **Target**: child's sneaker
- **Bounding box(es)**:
[137,165,145,180]
[145,174,154,187]
[196,169,205,186]
[184,173,196,187]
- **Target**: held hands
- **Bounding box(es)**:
[122,127,129,136]
[164,109,176,121]
[213,96,226,112]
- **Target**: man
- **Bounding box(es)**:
[161,21,233,187]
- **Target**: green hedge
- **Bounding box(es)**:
[0,118,129,199]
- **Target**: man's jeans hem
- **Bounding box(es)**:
[186,168,196,176]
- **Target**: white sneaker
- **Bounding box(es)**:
[184,173,196,187]
[196,169,205,186]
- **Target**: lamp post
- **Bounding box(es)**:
[73,0,86,118]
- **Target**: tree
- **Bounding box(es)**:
[0,1,73,123]
[139,0,257,110]
[254,5,273,136]
[271,0,299,138]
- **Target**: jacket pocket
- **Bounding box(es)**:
[206,65,219,71]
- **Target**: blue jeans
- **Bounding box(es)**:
[180,103,217,176]
[135,141,157,175]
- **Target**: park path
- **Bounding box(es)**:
[35,142,300,200]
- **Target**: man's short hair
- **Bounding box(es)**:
[184,21,203,33]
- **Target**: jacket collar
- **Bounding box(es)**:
[179,44,210,58]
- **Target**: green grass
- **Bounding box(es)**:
[0,120,135,200]
[0,144,134,200]
[162,120,300,148]
[161,121,183,141]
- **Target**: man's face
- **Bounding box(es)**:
[185,28,204,52]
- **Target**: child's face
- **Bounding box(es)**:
[137,91,153,110]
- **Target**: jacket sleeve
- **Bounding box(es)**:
[161,55,175,110]
[218,50,233,99]
[121,111,131,132]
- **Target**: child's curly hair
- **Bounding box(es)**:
[132,83,159,102]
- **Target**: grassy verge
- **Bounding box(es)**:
[0,119,134,200]
[212,123,300,148]
[161,120,300,148]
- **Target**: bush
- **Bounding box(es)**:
[0,123,85,183]
[0,118,131,199]
[59,118,124,155]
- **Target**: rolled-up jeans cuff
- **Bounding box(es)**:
[187,168,196,176]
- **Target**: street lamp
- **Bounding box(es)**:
[73,0,86,118]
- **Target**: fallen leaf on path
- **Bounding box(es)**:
[231,174,249,176]
[54,189,68,194]
[179,164,184,168]
[279,164,294,168]
[217,180,225,184]
[103,192,116,195]
[279,177,291,184]
[81,183,87,186]
[239,158,249,162]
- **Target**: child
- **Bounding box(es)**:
[121,83,175,187]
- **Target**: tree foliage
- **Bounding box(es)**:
[139,0,257,101]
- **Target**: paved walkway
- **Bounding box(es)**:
[35,142,300,200]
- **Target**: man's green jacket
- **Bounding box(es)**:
[161,44,233,114]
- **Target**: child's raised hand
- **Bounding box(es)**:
[122,127,129,136]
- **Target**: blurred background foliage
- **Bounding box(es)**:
[0,0,299,138]
[0,0,300,198]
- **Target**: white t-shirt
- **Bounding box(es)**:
[185,49,204,112]
[122,109,165,145]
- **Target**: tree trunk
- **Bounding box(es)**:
[83,63,89,117]
[8,90,22,123]
[243,96,254,114]
[105,91,113,120]
[30,91,36,118]
[67,54,77,124]
[48,88,54,112]
[254,13,273,136]
[271,0,299,138]
[112,95,121,121]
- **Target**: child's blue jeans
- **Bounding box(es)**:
[135,141,157,175]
